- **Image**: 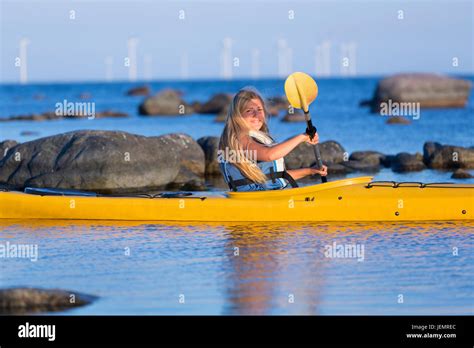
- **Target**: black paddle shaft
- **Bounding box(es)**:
[305,115,328,183]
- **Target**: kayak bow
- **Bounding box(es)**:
[0,177,472,222]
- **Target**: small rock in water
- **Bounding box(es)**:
[20,131,40,136]
[386,116,411,124]
[126,85,150,96]
[33,94,46,100]
[451,169,473,179]
[79,92,92,100]
[139,89,192,116]
[282,110,306,122]
[0,287,97,314]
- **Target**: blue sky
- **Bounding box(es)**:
[0,0,472,83]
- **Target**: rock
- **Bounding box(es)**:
[267,96,289,116]
[368,73,471,112]
[285,140,346,169]
[94,110,128,119]
[214,111,227,123]
[0,110,128,122]
[391,152,426,172]
[79,92,92,100]
[423,141,442,161]
[197,136,221,176]
[381,155,395,168]
[139,89,192,116]
[0,287,97,314]
[342,160,380,172]
[349,151,386,166]
[160,133,205,189]
[0,130,205,193]
[33,94,46,100]
[20,131,40,136]
[423,142,474,169]
[195,93,232,114]
[451,169,473,179]
[126,85,150,96]
[0,140,19,160]
[326,163,353,174]
[319,141,347,164]
[282,110,306,122]
[386,116,411,124]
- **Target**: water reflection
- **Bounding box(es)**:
[0,219,472,315]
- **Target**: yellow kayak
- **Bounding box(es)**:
[0,176,472,222]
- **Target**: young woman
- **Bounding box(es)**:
[219,88,328,192]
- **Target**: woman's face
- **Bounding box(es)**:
[242,98,265,131]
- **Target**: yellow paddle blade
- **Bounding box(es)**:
[284,72,318,112]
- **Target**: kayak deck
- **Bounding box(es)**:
[0,176,473,222]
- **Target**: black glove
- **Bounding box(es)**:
[305,124,317,139]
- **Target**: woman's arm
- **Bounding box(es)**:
[287,165,328,180]
[241,133,318,162]
[286,168,311,180]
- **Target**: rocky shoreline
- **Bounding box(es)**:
[0,131,472,193]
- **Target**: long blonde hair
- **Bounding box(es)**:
[219,88,272,184]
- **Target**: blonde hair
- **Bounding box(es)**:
[219,88,271,184]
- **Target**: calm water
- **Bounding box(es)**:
[1,78,473,314]
[0,220,473,315]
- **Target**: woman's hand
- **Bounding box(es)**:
[302,132,319,145]
[310,164,328,176]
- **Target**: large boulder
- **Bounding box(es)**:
[342,160,380,172]
[326,163,354,175]
[194,93,232,114]
[197,136,221,176]
[423,142,474,169]
[0,288,96,314]
[367,74,471,112]
[161,133,205,189]
[391,152,426,172]
[139,89,192,116]
[285,140,346,169]
[0,140,18,160]
[0,130,204,193]
[349,151,386,166]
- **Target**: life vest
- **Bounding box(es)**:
[220,130,298,192]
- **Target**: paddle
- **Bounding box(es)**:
[284,72,327,183]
